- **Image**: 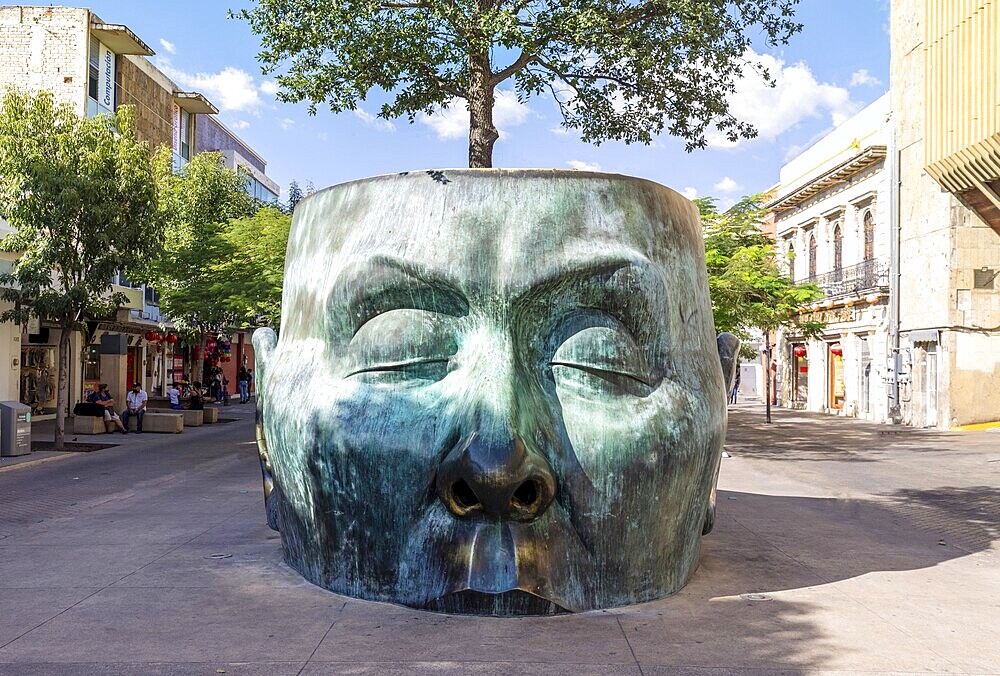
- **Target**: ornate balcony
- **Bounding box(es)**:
[800,259,888,298]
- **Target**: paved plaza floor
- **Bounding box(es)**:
[0,400,997,675]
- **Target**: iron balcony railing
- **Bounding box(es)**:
[800,258,888,298]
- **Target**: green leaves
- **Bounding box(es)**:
[238,0,802,163]
[700,193,823,346]
[144,150,262,334]
[0,89,162,330]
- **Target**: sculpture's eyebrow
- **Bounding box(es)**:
[517,255,660,323]
[337,255,470,334]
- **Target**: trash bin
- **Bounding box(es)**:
[0,401,31,457]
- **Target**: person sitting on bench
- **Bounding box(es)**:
[87,383,127,434]
[122,382,148,433]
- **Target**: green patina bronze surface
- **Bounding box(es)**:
[254,169,736,615]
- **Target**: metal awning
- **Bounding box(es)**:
[90,23,154,56]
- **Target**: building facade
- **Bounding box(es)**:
[769,95,892,422]
[0,5,278,416]
[888,0,1000,428]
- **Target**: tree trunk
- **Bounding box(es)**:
[54,323,72,450]
[468,51,498,168]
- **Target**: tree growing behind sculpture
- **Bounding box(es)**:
[145,149,259,337]
[211,206,290,328]
[237,0,802,167]
[145,153,292,338]
[699,193,824,352]
[0,89,162,449]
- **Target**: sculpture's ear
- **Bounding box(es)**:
[717,332,741,394]
[704,332,742,536]
[252,328,281,531]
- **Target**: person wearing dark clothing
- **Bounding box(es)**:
[87,383,127,433]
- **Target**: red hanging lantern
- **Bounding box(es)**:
[165,334,178,344]
[206,339,217,352]
[792,345,807,358]
[830,343,843,357]
[145,330,158,342]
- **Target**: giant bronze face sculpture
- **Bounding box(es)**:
[255,170,737,614]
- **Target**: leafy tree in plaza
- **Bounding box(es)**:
[237,0,802,167]
[700,193,823,345]
[146,149,258,338]
[211,206,291,328]
[699,193,822,422]
[0,89,162,449]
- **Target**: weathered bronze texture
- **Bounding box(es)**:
[254,169,736,615]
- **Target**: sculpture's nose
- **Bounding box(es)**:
[437,431,556,522]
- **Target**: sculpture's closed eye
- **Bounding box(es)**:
[550,326,654,397]
[345,309,457,384]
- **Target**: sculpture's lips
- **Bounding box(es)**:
[422,589,568,616]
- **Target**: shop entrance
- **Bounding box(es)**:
[791,344,808,407]
[828,342,845,410]
[924,345,938,427]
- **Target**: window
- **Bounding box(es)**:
[808,233,817,277]
[863,211,875,261]
[787,243,795,279]
[833,223,843,272]
[88,36,99,101]
[86,36,114,118]
[179,109,191,161]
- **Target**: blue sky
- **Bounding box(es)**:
[53,0,889,206]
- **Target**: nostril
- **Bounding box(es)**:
[511,479,539,508]
[451,479,481,510]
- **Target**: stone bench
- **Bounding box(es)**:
[73,415,108,435]
[124,412,184,434]
[73,412,183,434]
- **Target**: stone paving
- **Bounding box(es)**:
[0,400,996,674]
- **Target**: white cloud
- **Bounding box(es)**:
[706,49,859,148]
[231,120,250,130]
[260,80,280,96]
[713,176,742,193]
[681,187,698,200]
[419,90,530,140]
[279,118,295,130]
[159,39,176,55]
[849,69,881,87]
[567,160,601,171]
[353,108,395,132]
[156,59,276,114]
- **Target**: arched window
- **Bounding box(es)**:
[833,223,843,272]
[787,243,795,278]
[863,211,875,261]
[808,233,817,277]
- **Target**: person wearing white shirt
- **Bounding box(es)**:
[122,382,148,433]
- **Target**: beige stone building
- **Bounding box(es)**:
[889,0,1000,428]
[0,6,278,418]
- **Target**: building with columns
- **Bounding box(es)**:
[0,5,278,417]
[768,95,892,421]
[767,1,1000,429]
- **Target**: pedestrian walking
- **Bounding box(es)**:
[121,382,147,433]
[730,368,741,404]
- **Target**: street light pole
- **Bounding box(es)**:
[764,332,772,424]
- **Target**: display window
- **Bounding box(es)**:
[20,345,57,415]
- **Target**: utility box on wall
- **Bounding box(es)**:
[0,401,31,457]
